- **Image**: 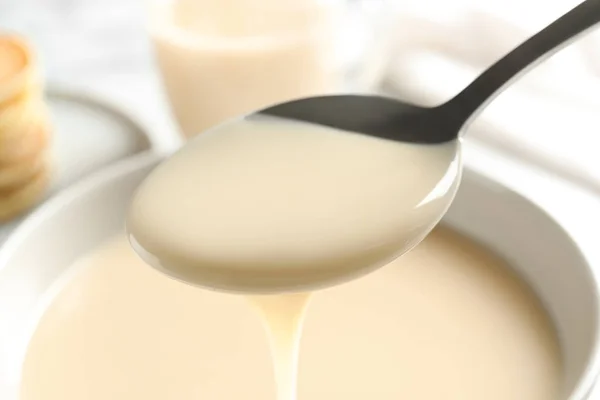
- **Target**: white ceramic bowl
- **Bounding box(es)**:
[0,152,598,399]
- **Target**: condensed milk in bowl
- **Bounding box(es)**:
[0,150,598,400]
[147,0,374,139]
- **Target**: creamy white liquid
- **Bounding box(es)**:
[128,116,460,293]
[148,0,340,138]
[20,229,561,400]
[249,293,310,400]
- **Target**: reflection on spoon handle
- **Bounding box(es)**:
[445,0,600,128]
[248,293,311,400]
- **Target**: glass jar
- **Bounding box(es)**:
[146,0,385,139]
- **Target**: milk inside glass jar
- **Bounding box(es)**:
[147,0,375,139]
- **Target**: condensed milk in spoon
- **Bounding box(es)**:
[128,116,460,293]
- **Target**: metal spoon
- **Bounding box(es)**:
[261,0,600,144]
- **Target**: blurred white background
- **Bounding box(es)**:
[1,0,600,192]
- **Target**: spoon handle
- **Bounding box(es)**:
[444,0,600,129]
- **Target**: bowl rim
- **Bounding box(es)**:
[0,152,161,273]
[0,150,599,399]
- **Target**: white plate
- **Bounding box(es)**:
[0,85,155,241]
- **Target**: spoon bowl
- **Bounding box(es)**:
[128,116,461,293]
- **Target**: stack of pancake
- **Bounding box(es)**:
[0,34,51,221]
